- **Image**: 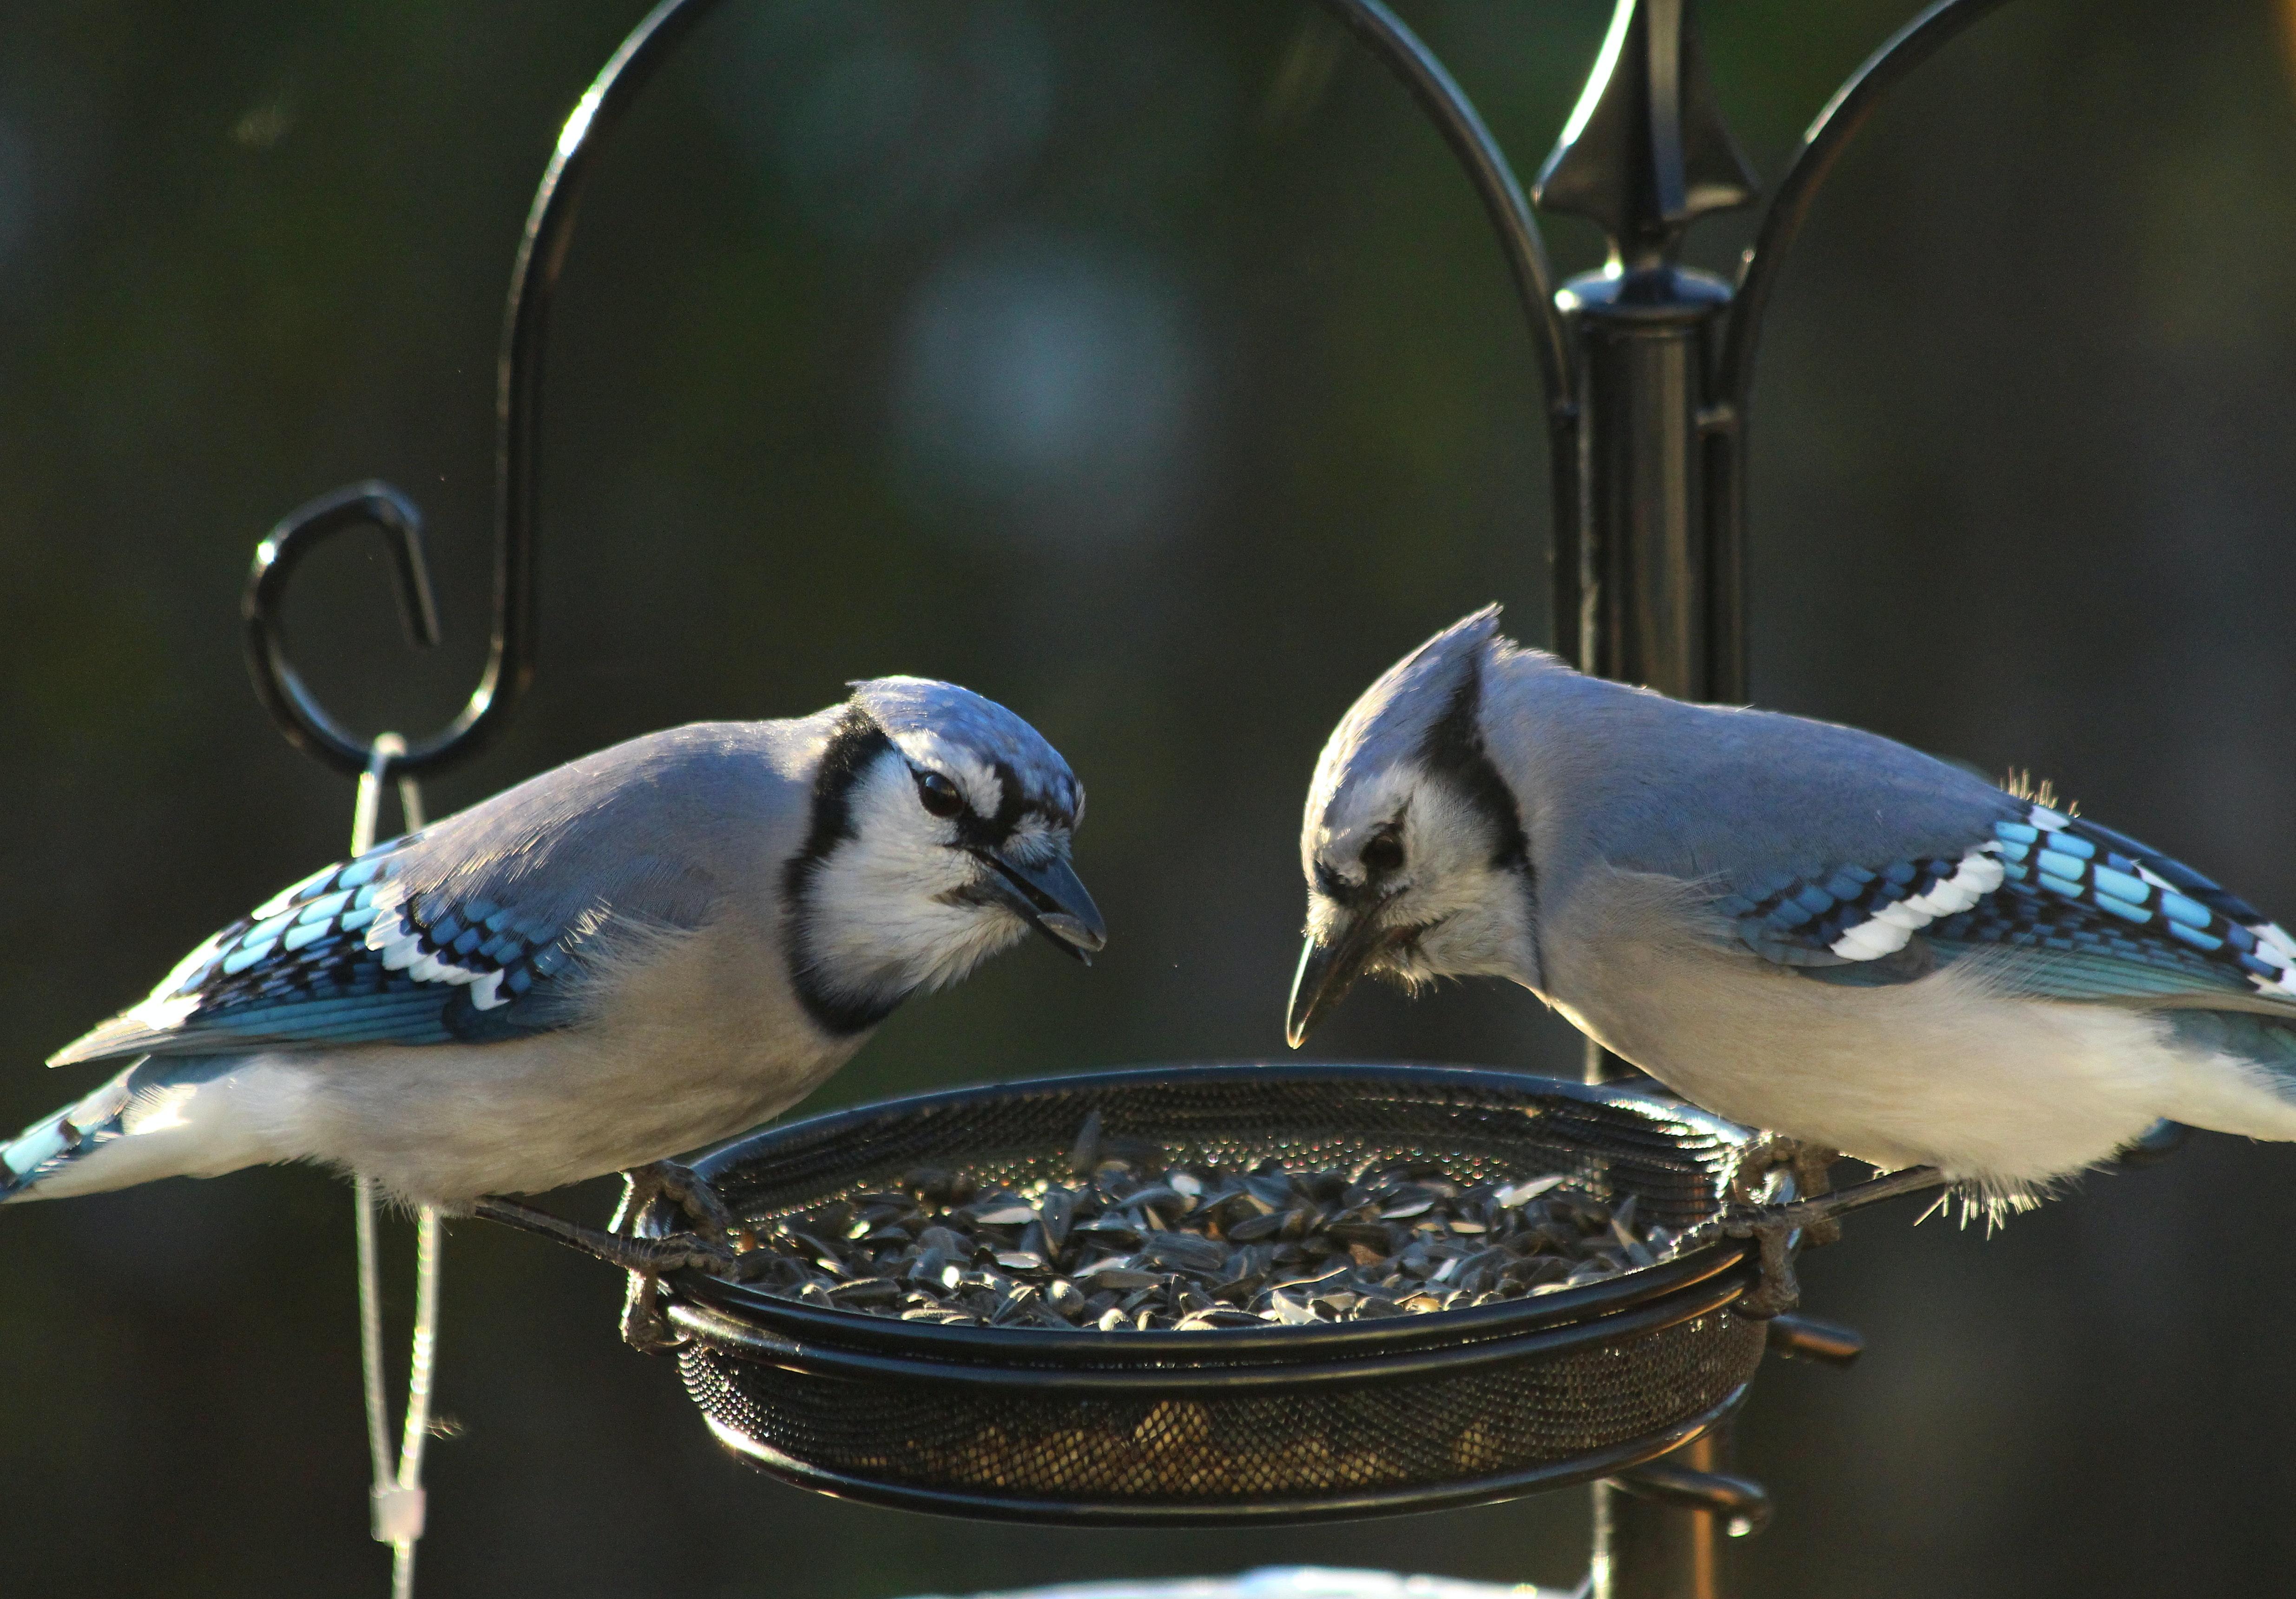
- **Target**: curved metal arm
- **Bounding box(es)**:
[1716,0,2016,414]
[1315,0,1573,414]
[247,0,1554,779]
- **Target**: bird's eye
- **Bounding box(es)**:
[1362,833,1405,876]
[915,770,965,819]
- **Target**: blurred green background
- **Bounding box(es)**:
[2,0,2295,1592]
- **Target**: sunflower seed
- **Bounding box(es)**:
[724,1115,1680,1330]
[1067,1111,1104,1177]
[1084,1265,1164,1292]
[1496,1174,1567,1207]
[1039,1187,1076,1251]
[1269,1290,1319,1325]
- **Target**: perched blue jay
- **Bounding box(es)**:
[1288,607,2296,1202]
[3,678,1102,1225]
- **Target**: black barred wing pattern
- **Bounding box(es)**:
[1721,799,2296,1007]
[50,838,592,1066]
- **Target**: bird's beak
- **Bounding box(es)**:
[980,850,1107,965]
[1285,908,1391,1048]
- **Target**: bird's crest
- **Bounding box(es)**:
[847,676,1082,828]
[1304,606,1508,858]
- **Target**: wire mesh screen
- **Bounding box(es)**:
[658,1065,1767,1520]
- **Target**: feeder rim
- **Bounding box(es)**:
[679,1061,1758,1187]
[669,1258,1751,1391]
[652,1062,1760,1363]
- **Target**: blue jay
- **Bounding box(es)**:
[2,678,1102,1239]
[1287,607,2296,1204]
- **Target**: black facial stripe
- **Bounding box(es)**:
[793,708,895,868]
[946,757,1071,850]
[1316,859,1391,913]
[990,760,1026,834]
[1421,652,1530,877]
[786,708,904,1037]
[1421,647,1539,972]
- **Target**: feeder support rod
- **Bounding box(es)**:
[1526,0,2018,1593]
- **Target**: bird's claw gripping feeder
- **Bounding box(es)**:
[237,1,2097,1597]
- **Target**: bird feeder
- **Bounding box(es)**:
[236,2,2089,1597]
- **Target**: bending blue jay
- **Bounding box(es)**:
[3,678,1102,1223]
[1288,607,2296,1202]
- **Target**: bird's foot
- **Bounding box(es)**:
[1702,1156,1954,1320]
[471,1193,738,1274]
[1716,1207,1803,1319]
[1706,1134,1842,1319]
[470,1191,749,1354]
[614,1160,744,1244]
[610,1161,750,1355]
[1728,1134,1843,1248]
[621,1270,678,1356]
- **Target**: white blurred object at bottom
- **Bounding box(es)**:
[905,1566,1582,1599]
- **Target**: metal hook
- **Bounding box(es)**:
[243,483,443,777]
[243,0,1565,780]
[242,0,726,781]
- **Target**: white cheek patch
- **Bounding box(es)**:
[1306,772,1534,990]
[804,763,1029,1003]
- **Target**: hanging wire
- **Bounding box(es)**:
[348,734,440,1599]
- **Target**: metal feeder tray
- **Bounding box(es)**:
[642,1063,1769,1525]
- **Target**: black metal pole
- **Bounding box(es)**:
[1561,267,1733,699]
[1533,2,1756,1593]
[1592,1432,1729,1599]
[1533,3,2019,1591]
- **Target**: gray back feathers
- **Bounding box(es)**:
[390,718,825,938]
[1312,607,2020,901]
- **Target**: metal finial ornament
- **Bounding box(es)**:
[1533,0,1757,707]
[1534,0,1755,274]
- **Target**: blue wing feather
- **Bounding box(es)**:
[1727,801,2296,1010]
[48,722,761,1071]
[50,835,593,1065]
[1722,855,1983,968]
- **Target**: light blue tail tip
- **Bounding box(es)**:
[0,1113,73,1197]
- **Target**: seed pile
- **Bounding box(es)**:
[729,1113,1679,1330]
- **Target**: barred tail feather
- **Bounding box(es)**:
[2,1055,282,1201]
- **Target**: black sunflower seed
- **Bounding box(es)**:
[724,1115,1680,1329]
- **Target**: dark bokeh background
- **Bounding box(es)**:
[3,0,2295,1592]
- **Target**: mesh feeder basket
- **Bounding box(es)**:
[640,1064,1771,1525]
